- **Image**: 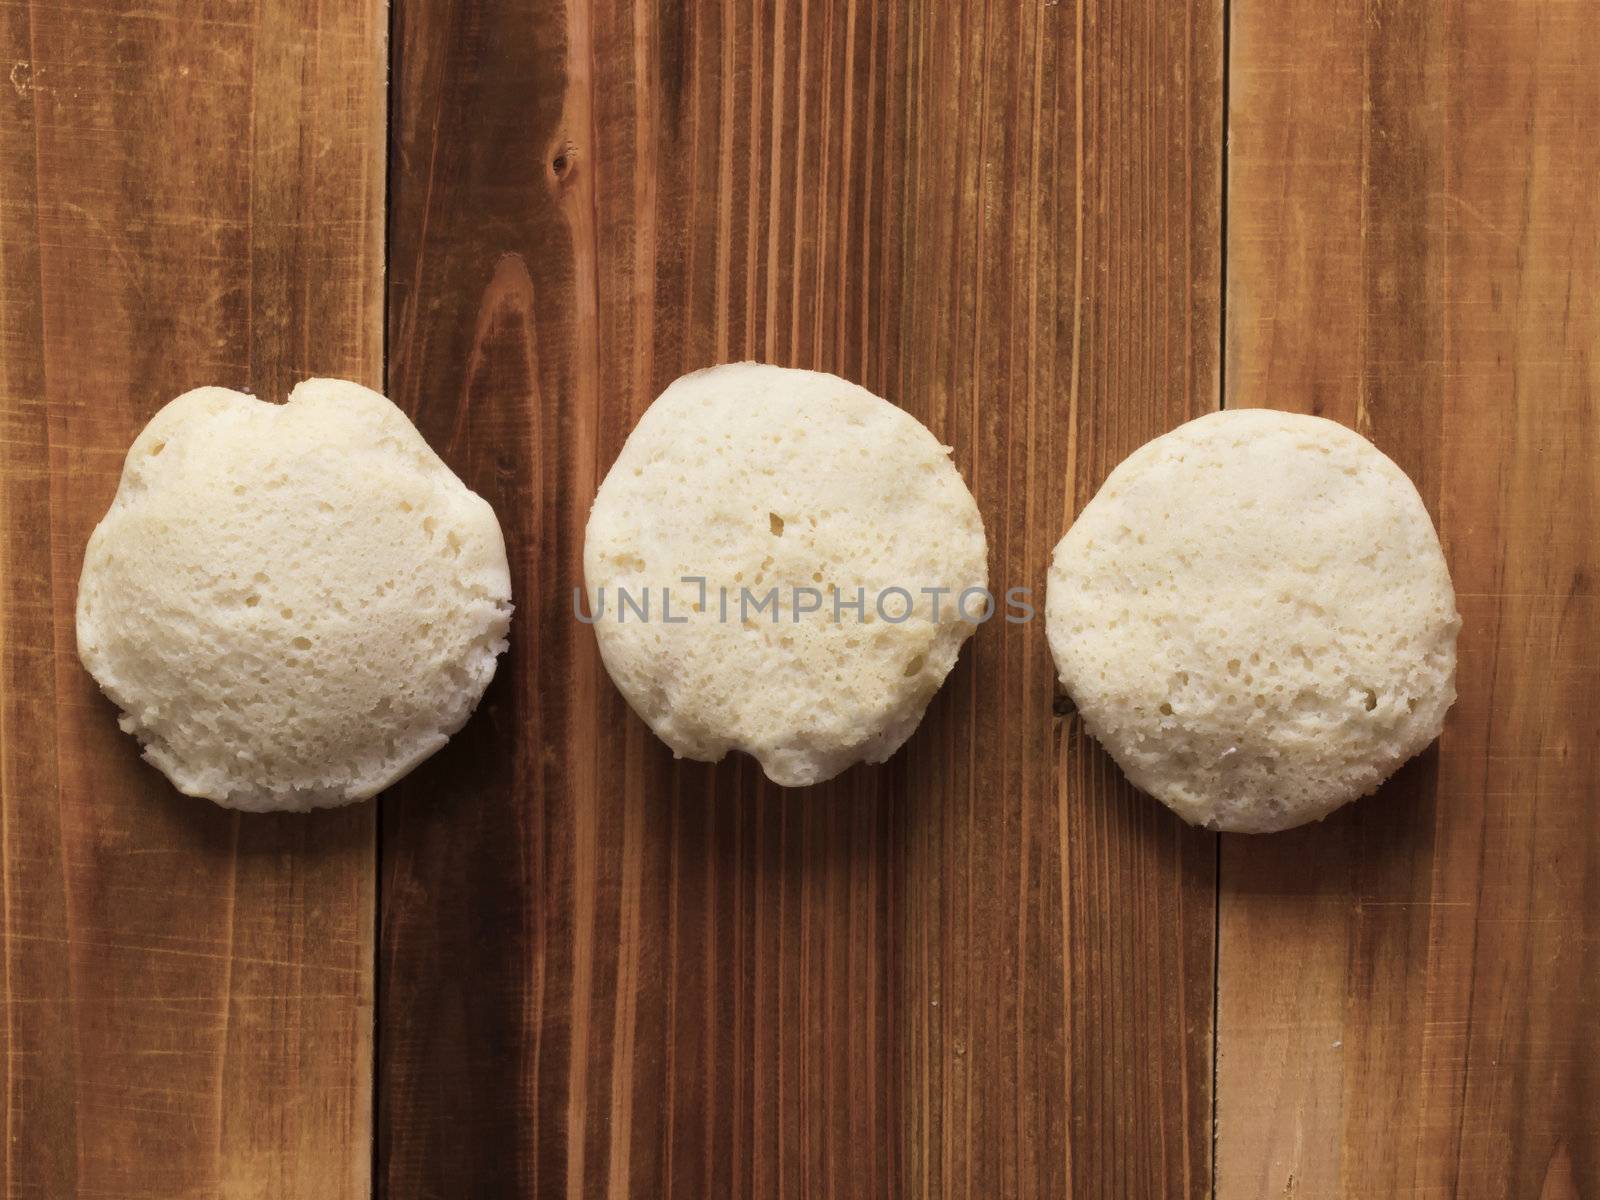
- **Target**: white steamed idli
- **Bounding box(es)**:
[76,379,513,811]
[584,363,988,787]
[1045,408,1459,833]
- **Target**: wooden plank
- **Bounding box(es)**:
[886,0,1221,1196]
[380,1,1220,1196]
[1219,0,1600,1195]
[0,1,383,1196]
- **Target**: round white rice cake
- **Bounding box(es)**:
[76,379,513,811]
[1045,408,1459,833]
[584,363,988,787]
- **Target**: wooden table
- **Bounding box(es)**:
[1,1,1594,1196]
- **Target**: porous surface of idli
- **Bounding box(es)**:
[76,379,513,811]
[1046,408,1459,833]
[584,363,988,787]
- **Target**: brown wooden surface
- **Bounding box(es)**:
[1219,0,1600,1196]
[4,0,1599,1197]
[379,0,1218,1197]
[0,1,383,1196]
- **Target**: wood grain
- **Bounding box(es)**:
[1220,0,1600,1195]
[380,1,1220,1197]
[16,0,1592,1195]
[0,1,383,1196]
[887,2,1220,1197]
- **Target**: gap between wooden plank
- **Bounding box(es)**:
[1211,0,1232,1196]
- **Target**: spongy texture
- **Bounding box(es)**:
[1045,408,1459,833]
[76,379,513,811]
[584,363,988,787]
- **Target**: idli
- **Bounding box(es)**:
[1046,408,1459,833]
[76,379,513,810]
[584,363,988,787]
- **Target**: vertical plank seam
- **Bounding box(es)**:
[211,813,242,1188]
[375,0,397,1194]
[1215,0,1229,410]
[1060,0,1085,1192]
[1212,0,1231,1194]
